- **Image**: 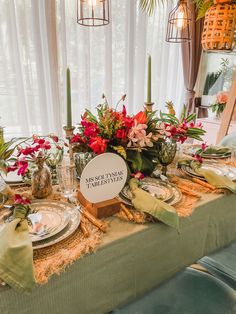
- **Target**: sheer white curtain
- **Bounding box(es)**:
[57,0,185,124]
[0,0,62,138]
[0,0,185,137]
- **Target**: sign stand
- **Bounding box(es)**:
[77,153,127,218]
[77,186,121,218]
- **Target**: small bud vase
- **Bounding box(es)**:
[31,158,52,199]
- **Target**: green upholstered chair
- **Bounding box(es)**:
[111,267,236,314]
[198,240,236,290]
[219,132,236,147]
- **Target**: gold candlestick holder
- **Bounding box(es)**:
[63,126,75,140]
[144,102,154,112]
[63,126,75,161]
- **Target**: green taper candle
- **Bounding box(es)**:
[67,68,72,128]
[147,55,152,103]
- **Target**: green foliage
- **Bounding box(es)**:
[203,58,230,95]
[139,0,158,16]
[0,138,18,173]
[126,149,156,175]
[194,0,213,20]
[210,103,225,118]
[112,146,127,159]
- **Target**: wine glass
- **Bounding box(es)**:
[156,139,177,176]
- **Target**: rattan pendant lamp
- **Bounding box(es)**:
[166,0,192,43]
[77,0,110,27]
[202,0,236,51]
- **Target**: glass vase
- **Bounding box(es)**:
[46,148,64,185]
[31,158,52,199]
[156,139,177,176]
[74,152,95,179]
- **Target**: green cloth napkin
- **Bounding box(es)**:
[0,206,35,293]
[196,146,230,156]
[129,178,179,230]
[178,160,236,194]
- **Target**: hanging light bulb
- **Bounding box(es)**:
[174,3,188,29]
[77,0,110,27]
[166,0,191,43]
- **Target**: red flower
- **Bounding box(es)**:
[14,194,31,205]
[71,133,83,144]
[19,146,36,156]
[134,111,147,124]
[16,159,28,176]
[32,137,50,150]
[122,116,134,129]
[122,105,127,117]
[178,136,187,144]
[89,137,108,154]
[81,120,99,138]
[7,165,18,173]
[115,129,126,139]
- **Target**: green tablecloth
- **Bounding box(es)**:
[0,194,236,314]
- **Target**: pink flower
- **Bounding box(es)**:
[197,122,203,128]
[14,194,31,205]
[193,154,203,163]
[201,142,207,151]
[128,121,153,148]
[216,91,229,105]
[49,134,59,142]
[131,172,145,180]
[16,159,28,176]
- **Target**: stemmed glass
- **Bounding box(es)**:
[56,159,77,198]
[156,139,177,176]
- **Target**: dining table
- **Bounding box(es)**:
[0,187,236,314]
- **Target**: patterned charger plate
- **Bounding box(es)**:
[32,202,81,250]
[119,177,182,206]
[29,200,71,242]
[181,163,236,181]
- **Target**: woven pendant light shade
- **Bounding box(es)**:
[77,0,110,27]
[202,0,236,51]
[166,0,192,43]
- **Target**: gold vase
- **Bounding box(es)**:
[31,158,52,199]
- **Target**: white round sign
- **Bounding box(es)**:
[80,153,128,203]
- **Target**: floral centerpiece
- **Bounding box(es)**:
[210,91,229,119]
[7,135,64,198]
[71,97,205,176]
